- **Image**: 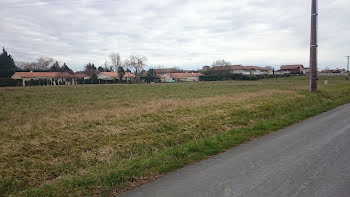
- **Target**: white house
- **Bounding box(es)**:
[211,65,271,75]
[160,73,203,83]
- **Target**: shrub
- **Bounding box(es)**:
[0,78,19,87]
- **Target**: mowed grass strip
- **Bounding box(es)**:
[0,78,349,196]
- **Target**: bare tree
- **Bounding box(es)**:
[16,57,54,71]
[125,55,147,82]
[211,59,231,67]
[109,52,122,72]
[36,57,54,71]
[15,61,32,70]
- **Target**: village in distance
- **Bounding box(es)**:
[0,48,347,87]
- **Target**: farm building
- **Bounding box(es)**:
[97,72,135,83]
[211,65,271,75]
[160,72,204,83]
[280,64,304,74]
[11,71,75,86]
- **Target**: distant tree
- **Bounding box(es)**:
[91,73,98,80]
[50,61,61,72]
[109,52,122,72]
[101,60,113,72]
[211,59,231,67]
[19,61,36,71]
[98,66,105,72]
[125,55,147,82]
[0,48,17,78]
[147,68,156,77]
[84,62,98,77]
[15,61,28,70]
[17,56,53,72]
[145,68,157,82]
[61,63,74,74]
[36,57,54,71]
[117,66,125,83]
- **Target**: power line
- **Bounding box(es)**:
[2,0,118,9]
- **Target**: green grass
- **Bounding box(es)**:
[0,77,349,196]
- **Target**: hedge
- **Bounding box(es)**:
[0,78,20,87]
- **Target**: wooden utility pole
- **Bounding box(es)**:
[309,0,318,92]
[346,56,350,80]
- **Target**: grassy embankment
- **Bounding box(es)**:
[0,77,349,196]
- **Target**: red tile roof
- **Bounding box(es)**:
[280,65,304,70]
[101,72,119,77]
[100,72,135,78]
[123,72,135,78]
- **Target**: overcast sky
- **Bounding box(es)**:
[1,0,350,71]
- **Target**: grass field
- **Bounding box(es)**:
[1,77,350,196]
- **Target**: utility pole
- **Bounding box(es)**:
[309,0,318,92]
[346,56,350,80]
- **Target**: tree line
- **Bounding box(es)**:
[0,48,153,83]
[0,48,16,78]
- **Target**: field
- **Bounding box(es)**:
[1,77,350,196]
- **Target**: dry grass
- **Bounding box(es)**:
[0,77,349,196]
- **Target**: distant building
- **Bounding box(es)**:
[211,65,271,75]
[320,68,346,74]
[160,73,204,83]
[97,72,135,83]
[11,71,75,86]
[280,64,304,74]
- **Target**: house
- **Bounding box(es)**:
[160,72,204,83]
[211,65,271,75]
[97,72,135,83]
[11,71,75,86]
[280,64,304,74]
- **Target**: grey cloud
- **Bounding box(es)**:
[1,0,350,71]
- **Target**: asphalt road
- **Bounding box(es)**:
[122,103,350,197]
